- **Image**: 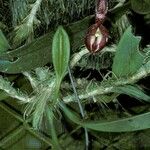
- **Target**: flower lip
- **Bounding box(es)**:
[85,23,109,53]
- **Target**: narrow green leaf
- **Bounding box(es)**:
[112,26,144,77]
[61,103,150,132]
[82,112,150,132]
[52,26,70,81]
[112,85,150,102]
[46,107,61,150]
[0,30,10,52]
[131,0,150,14]
[60,102,81,124]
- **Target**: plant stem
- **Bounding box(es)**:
[27,0,42,26]
[0,76,30,102]
[64,60,150,103]
[68,66,89,150]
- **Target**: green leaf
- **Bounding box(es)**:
[82,112,150,132]
[0,15,92,74]
[0,30,10,53]
[46,107,61,150]
[13,23,33,46]
[60,102,81,124]
[61,103,150,132]
[112,85,150,102]
[144,13,150,24]
[131,0,150,14]
[112,26,144,77]
[52,26,70,82]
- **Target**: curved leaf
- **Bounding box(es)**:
[131,0,150,14]
[61,103,150,132]
[82,112,150,132]
[112,26,144,77]
[112,85,150,102]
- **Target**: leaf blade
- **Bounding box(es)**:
[52,26,70,81]
[61,103,150,132]
[0,30,10,53]
[112,26,144,77]
[112,85,150,102]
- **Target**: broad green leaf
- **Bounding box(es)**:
[61,103,150,132]
[0,6,130,74]
[112,26,144,77]
[52,26,70,81]
[0,30,10,52]
[131,0,150,14]
[112,85,150,102]
[0,15,92,74]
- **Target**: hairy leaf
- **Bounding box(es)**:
[112,26,144,77]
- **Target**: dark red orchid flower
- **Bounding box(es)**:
[85,23,109,53]
[85,0,109,53]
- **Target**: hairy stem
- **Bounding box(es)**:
[27,0,42,26]
[63,61,150,103]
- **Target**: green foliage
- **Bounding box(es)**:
[10,0,29,26]
[131,0,150,14]
[0,1,150,149]
[0,16,91,73]
[0,30,10,52]
[112,26,144,77]
[83,112,150,132]
[13,23,33,46]
[61,103,150,132]
[52,26,70,82]
[46,107,61,150]
[113,85,150,102]
[51,25,70,106]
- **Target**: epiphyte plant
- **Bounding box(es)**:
[85,0,109,53]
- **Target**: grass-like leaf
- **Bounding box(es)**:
[112,26,144,77]
[82,112,150,132]
[112,85,150,102]
[46,107,61,150]
[61,103,150,132]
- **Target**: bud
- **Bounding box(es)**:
[96,0,108,23]
[85,23,109,53]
